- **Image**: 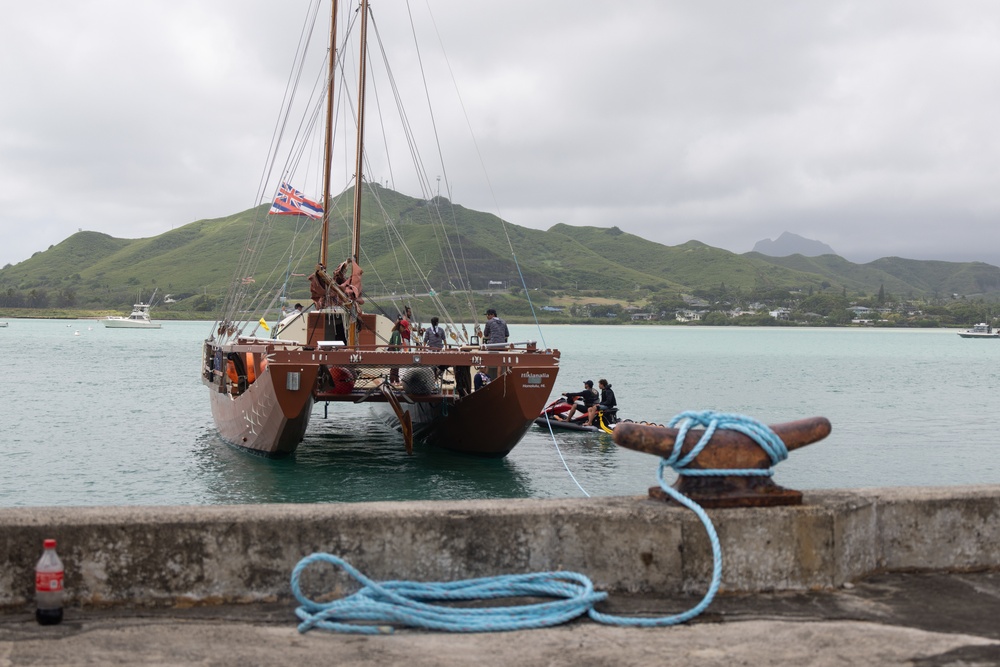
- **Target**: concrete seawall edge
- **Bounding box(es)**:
[1,485,997,609]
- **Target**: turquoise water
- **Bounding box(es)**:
[1,320,997,507]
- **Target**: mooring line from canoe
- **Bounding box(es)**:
[540,412,592,498]
[289,412,790,634]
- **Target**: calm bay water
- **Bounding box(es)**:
[1,319,997,507]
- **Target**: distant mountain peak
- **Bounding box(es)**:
[753,232,836,258]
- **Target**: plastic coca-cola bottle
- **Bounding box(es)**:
[35,539,64,625]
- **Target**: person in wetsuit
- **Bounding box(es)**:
[587,378,617,426]
[557,380,598,423]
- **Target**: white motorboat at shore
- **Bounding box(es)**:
[957,323,999,339]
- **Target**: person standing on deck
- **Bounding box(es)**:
[424,316,448,380]
[483,308,508,345]
[423,317,446,349]
[399,307,413,349]
[406,305,420,338]
[388,315,404,384]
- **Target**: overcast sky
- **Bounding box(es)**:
[3,0,1000,270]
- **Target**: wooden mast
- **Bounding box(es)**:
[318,1,339,270]
[341,0,368,347]
[351,0,369,265]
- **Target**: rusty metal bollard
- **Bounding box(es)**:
[613,416,831,508]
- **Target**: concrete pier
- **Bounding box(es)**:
[1,485,999,665]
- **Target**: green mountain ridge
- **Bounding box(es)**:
[3,185,1000,312]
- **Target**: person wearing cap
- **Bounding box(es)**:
[556,380,599,422]
[483,308,509,345]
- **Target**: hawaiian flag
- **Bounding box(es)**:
[269,182,323,219]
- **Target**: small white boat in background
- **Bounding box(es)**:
[104,290,162,329]
[104,302,161,329]
[957,323,1000,339]
[0,322,8,328]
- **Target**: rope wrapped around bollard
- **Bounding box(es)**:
[291,411,794,634]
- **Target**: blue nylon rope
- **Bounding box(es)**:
[667,410,788,477]
[291,411,787,634]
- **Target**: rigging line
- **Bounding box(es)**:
[240,176,339,323]
[246,125,326,298]
[235,205,306,321]
[361,185,426,301]
[543,416,591,497]
[411,0,479,324]
[351,102,444,303]
[365,15,465,306]
[365,188,447,314]
[254,0,324,211]
[281,1,362,194]
[238,23,365,326]
[422,184,468,298]
[359,24,427,198]
[385,7,469,300]
[372,190,409,298]
[278,221,305,319]
[361,35,397,193]
[427,196,475,304]
[219,4,323,328]
[354,119,462,317]
[361,184,408,292]
[252,30,347,288]
[240,10,318,306]
[369,11,431,194]
[366,12,467,306]
[418,0,548,349]
[222,198,286,322]
[257,9,357,287]
[400,2,449,209]
[237,211,296,312]
[273,63,329,197]
[248,218,324,323]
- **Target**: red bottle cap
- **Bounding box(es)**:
[43,539,56,549]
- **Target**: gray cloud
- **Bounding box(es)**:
[3,1,1000,269]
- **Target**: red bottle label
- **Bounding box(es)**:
[35,571,64,592]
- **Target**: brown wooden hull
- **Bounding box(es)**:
[207,360,318,456]
[204,338,559,458]
[379,365,558,457]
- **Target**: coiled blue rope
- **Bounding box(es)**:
[291,557,607,634]
[291,411,787,634]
